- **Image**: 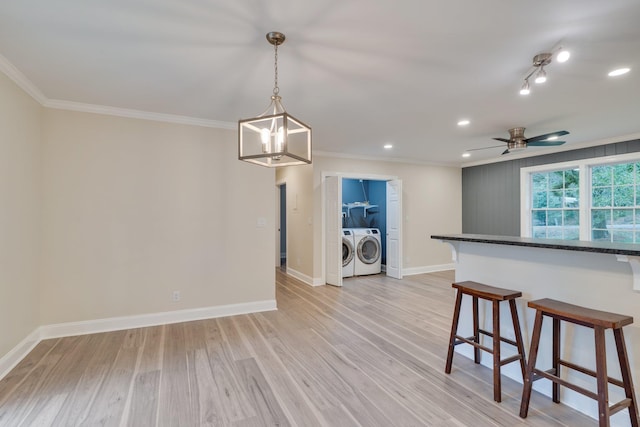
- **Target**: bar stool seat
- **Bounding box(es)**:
[519,298,639,427]
[445,281,527,402]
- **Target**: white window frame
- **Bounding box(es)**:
[520,152,640,239]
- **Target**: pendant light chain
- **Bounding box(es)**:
[273,42,279,96]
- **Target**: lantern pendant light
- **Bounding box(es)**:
[238,32,312,167]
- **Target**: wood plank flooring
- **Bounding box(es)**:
[0,270,596,426]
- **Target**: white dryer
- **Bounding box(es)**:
[353,228,382,276]
[342,229,355,278]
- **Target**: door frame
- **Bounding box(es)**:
[276,179,286,269]
[321,171,402,285]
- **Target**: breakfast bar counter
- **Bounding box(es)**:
[432,233,640,426]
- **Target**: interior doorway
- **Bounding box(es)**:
[276,183,286,270]
[323,173,402,286]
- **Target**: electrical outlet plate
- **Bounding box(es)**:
[172,290,181,302]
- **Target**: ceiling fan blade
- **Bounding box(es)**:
[525,130,569,143]
[527,140,566,147]
[492,137,511,142]
[466,144,506,152]
[501,149,510,155]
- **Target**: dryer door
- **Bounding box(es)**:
[342,236,354,267]
[357,236,381,264]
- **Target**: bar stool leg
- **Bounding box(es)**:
[473,296,480,364]
[492,300,501,402]
[445,289,463,374]
[613,328,639,427]
[594,326,610,427]
[520,310,544,418]
[509,299,527,379]
[552,318,560,403]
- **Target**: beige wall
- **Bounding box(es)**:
[39,109,276,324]
[276,164,314,279]
[312,155,462,280]
[0,72,43,357]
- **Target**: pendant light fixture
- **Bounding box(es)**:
[238,32,312,167]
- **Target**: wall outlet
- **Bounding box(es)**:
[171,290,181,302]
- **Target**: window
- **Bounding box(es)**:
[591,162,640,243]
[530,169,580,239]
[521,153,640,241]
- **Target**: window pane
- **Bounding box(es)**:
[613,209,633,225]
[533,192,547,209]
[550,171,564,189]
[529,167,580,241]
[532,173,548,192]
[564,210,579,226]
[564,228,580,240]
[592,187,612,207]
[612,231,634,243]
[547,228,563,239]
[614,163,635,185]
[592,166,612,187]
[532,227,547,238]
[549,190,563,208]
[532,210,546,226]
[564,189,579,207]
[565,169,579,188]
[614,186,634,207]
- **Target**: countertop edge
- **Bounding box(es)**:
[431,234,640,256]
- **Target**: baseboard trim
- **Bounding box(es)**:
[0,329,42,381]
[286,268,324,287]
[0,299,276,381]
[403,263,455,276]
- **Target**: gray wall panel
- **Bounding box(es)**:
[462,138,640,236]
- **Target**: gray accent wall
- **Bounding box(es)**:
[462,138,640,236]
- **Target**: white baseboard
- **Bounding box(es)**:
[403,263,455,276]
[0,299,276,381]
[286,267,324,287]
[0,329,41,381]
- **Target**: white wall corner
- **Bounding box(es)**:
[0,329,42,381]
[286,267,323,287]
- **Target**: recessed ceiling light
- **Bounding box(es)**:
[383,144,393,149]
[457,119,470,126]
[546,135,558,141]
[462,152,471,158]
[608,67,630,77]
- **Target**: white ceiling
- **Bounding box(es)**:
[1,0,640,166]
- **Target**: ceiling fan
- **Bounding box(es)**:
[468,127,569,155]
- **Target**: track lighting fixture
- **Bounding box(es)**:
[519,47,569,96]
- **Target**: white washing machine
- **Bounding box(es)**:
[353,228,382,276]
[342,229,355,278]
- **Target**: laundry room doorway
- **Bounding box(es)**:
[323,173,402,287]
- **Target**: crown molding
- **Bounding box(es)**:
[43,99,237,129]
[0,52,47,104]
[0,53,236,130]
[313,150,457,168]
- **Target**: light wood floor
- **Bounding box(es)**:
[0,270,595,426]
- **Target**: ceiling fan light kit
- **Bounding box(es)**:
[238,32,312,168]
[519,47,569,96]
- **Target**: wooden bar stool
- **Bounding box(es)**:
[445,281,527,402]
[519,298,639,427]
